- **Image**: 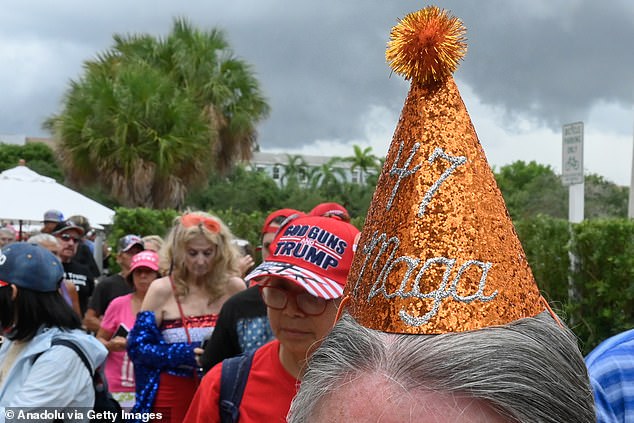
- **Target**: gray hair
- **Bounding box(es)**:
[288,312,595,423]
[27,233,60,247]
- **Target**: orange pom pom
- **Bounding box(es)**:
[386,6,467,84]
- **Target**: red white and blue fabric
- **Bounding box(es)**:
[245,215,359,300]
[246,261,344,300]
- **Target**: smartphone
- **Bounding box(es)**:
[201,336,211,350]
[112,323,129,339]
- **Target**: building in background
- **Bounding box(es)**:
[0,136,370,187]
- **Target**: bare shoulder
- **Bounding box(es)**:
[141,276,173,312]
[226,276,247,296]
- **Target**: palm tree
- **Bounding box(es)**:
[45,18,269,208]
[308,157,347,192]
[345,145,380,185]
[280,154,309,188]
[159,20,270,173]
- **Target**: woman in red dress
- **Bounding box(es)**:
[127,211,245,422]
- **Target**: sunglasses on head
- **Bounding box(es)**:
[180,213,220,233]
[60,233,81,243]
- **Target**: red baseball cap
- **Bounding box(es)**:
[261,208,305,234]
[129,250,159,273]
[309,202,350,222]
[246,215,360,299]
[126,250,160,285]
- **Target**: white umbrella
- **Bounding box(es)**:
[0,165,115,226]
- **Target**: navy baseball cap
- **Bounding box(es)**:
[0,243,64,292]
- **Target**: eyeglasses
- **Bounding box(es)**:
[59,233,81,243]
[181,213,220,233]
[259,284,328,316]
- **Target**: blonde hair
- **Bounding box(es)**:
[162,211,240,300]
[141,235,164,252]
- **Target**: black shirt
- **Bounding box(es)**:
[88,273,133,316]
[73,242,101,278]
[62,261,95,317]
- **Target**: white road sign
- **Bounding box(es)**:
[562,122,584,186]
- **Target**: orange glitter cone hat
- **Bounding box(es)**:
[342,6,547,334]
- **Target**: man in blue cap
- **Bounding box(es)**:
[41,209,64,234]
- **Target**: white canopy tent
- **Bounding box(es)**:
[0,165,115,227]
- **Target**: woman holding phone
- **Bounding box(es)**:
[96,250,160,409]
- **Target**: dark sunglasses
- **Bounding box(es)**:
[59,233,81,243]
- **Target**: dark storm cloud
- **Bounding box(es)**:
[1,0,633,152]
[457,1,634,129]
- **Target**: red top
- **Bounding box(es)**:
[184,340,298,423]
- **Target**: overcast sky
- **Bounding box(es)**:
[2,1,633,185]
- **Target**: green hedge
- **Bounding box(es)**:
[569,219,634,353]
[109,208,634,355]
[514,215,570,308]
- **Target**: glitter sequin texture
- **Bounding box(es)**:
[126,310,201,419]
[344,8,545,335]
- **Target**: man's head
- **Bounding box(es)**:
[28,233,61,257]
[67,215,91,237]
[0,227,15,247]
[259,208,304,261]
[42,209,64,234]
[247,215,359,359]
[52,220,85,262]
[116,234,145,274]
[309,202,350,222]
[289,312,595,423]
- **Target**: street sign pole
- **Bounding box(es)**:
[562,122,584,325]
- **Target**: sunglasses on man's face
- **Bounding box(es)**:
[59,233,81,243]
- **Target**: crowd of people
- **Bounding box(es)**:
[1,200,616,423]
[0,204,358,423]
